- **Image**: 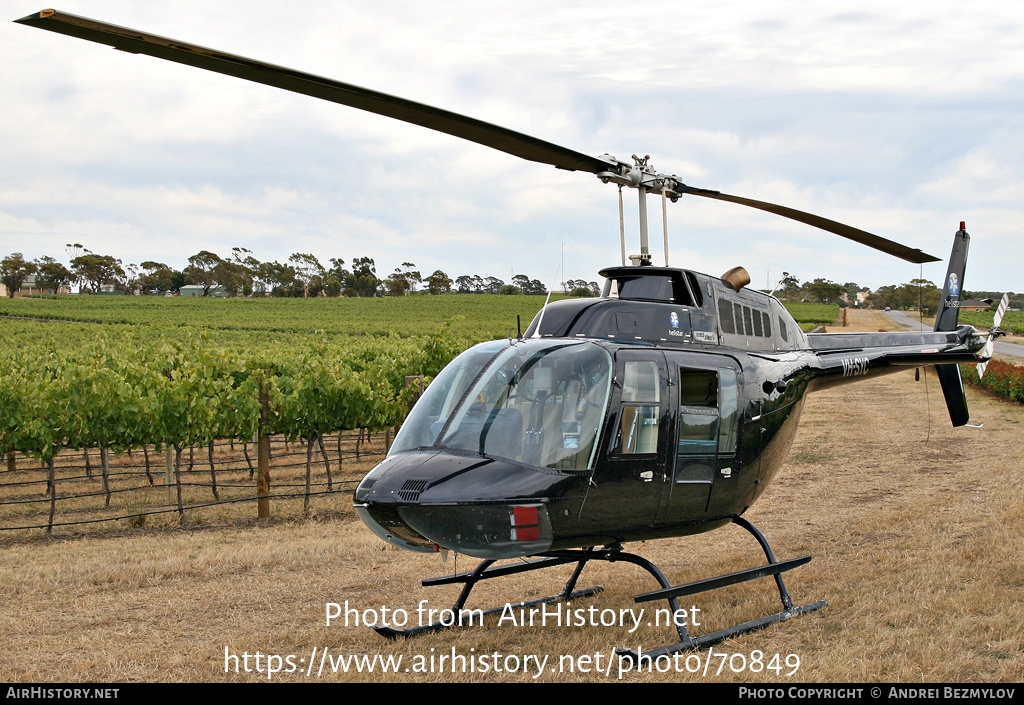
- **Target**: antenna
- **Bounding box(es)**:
[531,264,561,339]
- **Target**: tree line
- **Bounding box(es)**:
[0,245,601,299]
[772,272,1013,315]
[12,248,1001,312]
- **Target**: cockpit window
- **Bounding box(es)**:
[391,339,612,472]
[390,340,508,453]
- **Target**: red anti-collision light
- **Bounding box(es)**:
[512,506,541,541]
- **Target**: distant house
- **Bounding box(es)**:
[3,275,71,297]
[179,284,229,298]
[959,298,993,311]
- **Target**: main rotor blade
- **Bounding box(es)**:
[15,9,614,174]
[17,9,942,263]
[676,186,940,264]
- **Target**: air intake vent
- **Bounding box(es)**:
[398,479,429,502]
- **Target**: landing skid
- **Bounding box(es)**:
[372,516,826,654]
[616,516,827,660]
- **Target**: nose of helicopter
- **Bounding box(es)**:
[354,451,558,559]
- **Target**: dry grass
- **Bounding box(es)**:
[1,310,1022,683]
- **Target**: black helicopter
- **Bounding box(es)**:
[17,10,995,657]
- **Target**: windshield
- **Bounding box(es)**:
[391,339,612,472]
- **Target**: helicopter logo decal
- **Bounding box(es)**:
[948,273,960,296]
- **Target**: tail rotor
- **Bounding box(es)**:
[976,293,1009,379]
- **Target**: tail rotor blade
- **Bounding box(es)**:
[992,293,1009,329]
[977,293,1010,379]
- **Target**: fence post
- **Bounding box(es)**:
[303,436,312,515]
[207,441,219,500]
[257,379,271,519]
[46,456,56,535]
[174,445,184,520]
[100,446,111,507]
[164,446,173,505]
[316,435,332,491]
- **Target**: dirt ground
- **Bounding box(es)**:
[1,309,1021,683]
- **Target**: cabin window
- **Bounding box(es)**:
[621,360,660,403]
[678,369,717,407]
[686,272,705,308]
[607,273,696,305]
[613,360,661,455]
[718,299,735,334]
[778,315,789,342]
[676,410,718,482]
[614,405,660,454]
[675,367,739,482]
[761,311,772,338]
[717,368,739,453]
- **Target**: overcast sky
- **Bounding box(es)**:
[3,1,1022,293]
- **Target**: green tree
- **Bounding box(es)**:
[347,257,378,298]
[511,274,530,294]
[323,258,351,297]
[902,279,941,316]
[805,278,844,304]
[230,247,259,296]
[384,262,422,297]
[183,251,225,296]
[70,253,124,294]
[455,275,474,293]
[1,253,37,297]
[258,261,298,296]
[289,253,326,298]
[33,256,73,294]
[425,270,452,295]
[137,261,178,293]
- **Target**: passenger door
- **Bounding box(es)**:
[578,350,669,532]
[661,357,741,521]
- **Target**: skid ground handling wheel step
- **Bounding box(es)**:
[371,516,827,657]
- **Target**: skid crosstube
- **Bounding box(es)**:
[370,516,825,652]
[617,516,827,660]
[374,552,603,639]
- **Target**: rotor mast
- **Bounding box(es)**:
[598,154,682,267]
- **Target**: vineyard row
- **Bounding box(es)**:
[0,430,390,535]
[0,326,469,461]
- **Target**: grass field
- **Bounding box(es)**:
[0,293,550,340]
[0,292,838,337]
[1,309,1021,683]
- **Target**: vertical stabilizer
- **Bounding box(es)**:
[933,225,970,426]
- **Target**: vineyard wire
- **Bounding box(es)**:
[0,429,392,535]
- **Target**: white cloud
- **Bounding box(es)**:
[2,1,1022,291]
